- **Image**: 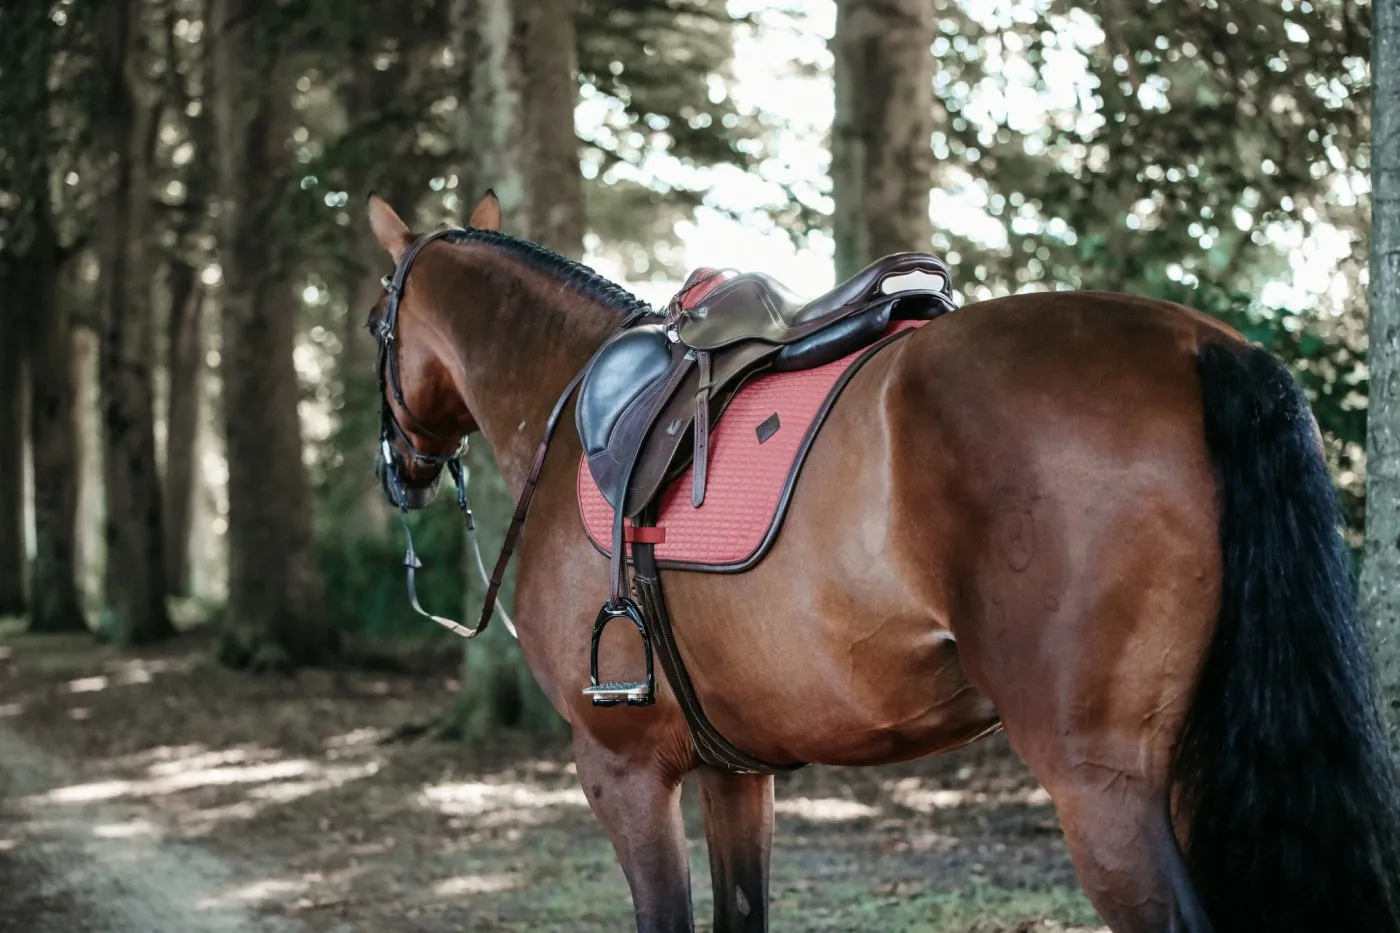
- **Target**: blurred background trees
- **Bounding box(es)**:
[0,0,1386,734]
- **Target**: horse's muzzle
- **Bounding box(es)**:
[377,449,443,510]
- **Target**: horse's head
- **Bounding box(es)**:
[365,192,502,510]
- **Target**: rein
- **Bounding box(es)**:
[373,226,654,639]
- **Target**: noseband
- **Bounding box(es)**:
[371,226,654,641]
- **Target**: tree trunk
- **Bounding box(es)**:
[209,0,334,669]
[162,11,213,600]
[0,257,26,618]
[7,0,86,633]
[830,0,936,281]
[435,0,571,737]
[1362,0,1400,750]
[94,0,174,644]
[163,269,203,597]
[26,207,88,634]
[461,0,584,258]
[73,322,104,606]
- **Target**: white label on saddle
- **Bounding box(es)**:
[879,269,945,295]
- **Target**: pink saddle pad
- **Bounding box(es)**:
[577,320,925,570]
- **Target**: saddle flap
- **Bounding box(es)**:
[577,324,673,459]
[624,341,776,515]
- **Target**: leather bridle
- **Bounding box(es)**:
[374,229,466,489]
[371,226,654,640]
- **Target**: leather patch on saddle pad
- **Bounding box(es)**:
[577,320,926,571]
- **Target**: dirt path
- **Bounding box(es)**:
[0,628,1106,932]
[0,725,310,933]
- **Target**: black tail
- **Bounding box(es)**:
[1175,342,1400,933]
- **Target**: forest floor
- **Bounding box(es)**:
[0,620,1106,933]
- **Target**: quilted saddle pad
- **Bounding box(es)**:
[576,320,926,570]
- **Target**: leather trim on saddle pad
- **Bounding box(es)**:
[577,322,925,571]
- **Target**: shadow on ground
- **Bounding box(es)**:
[0,625,1104,932]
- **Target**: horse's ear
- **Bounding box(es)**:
[367,192,412,264]
[468,189,501,231]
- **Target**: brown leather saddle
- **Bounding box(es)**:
[577,252,956,524]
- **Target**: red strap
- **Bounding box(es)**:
[624,525,666,544]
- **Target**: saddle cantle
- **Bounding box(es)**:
[576,252,955,517]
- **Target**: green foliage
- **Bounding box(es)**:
[919,0,1368,304]
[312,368,468,644]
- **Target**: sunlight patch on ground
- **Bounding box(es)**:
[113,664,155,685]
[120,743,209,767]
[43,779,134,803]
[146,746,265,775]
[0,702,24,718]
[198,876,309,909]
[57,661,180,697]
[145,758,315,791]
[774,797,880,821]
[91,818,159,839]
[68,707,91,720]
[32,746,381,821]
[433,872,524,897]
[0,645,13,660]
[323,727,390,748]
[245,762,380,804]
[179,800,261,829]
[0,838,16,851]
[419,780,589,828]
[888,776,1053,813]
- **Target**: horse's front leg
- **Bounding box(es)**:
[574,729,695,932]
[698,766,773,932]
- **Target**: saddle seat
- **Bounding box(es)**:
[675,251,955,353]
[577,252,956,517]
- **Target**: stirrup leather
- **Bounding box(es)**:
[583,599,657,707]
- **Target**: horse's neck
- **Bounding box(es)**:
[438,244,626,494]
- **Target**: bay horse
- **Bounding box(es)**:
[362,191,1400,933]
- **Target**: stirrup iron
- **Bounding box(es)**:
[583,599,656,707]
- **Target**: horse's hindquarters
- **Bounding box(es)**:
[662,293,1233,773]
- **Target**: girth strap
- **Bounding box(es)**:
[632,539,806,774]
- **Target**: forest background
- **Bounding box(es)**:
[0,0,1388,759]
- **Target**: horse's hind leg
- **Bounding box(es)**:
[1034,761,1211,933]
[697,767,773,932]
[573,731,695,932]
